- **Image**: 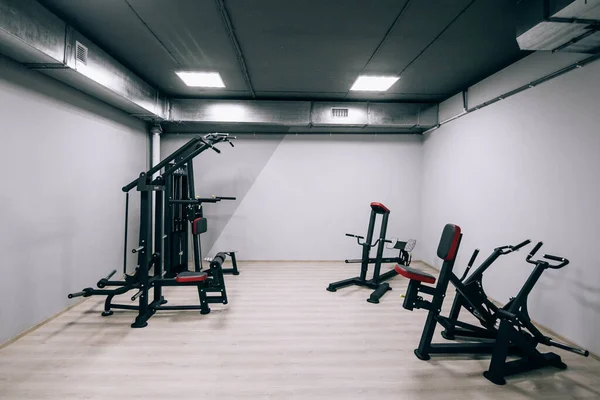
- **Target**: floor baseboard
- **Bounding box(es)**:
[0,298,88,350]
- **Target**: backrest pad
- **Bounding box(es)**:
[192,218,208,235]
[437,224,462,261]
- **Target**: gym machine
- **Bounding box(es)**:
[164,148,239,278]
[483,241,589,385]
[326,202,416,304]
[440,239,533,341]
[68,133,236,328]
[395,224,589,385]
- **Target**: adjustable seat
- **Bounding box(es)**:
[175,271,208,283]
[395,265,436,284]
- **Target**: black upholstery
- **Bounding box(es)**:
[437,224,462,261]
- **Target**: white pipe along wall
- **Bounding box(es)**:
[420,53,600,356]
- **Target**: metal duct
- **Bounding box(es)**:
[0,0,435,133]
[369,103,438,128]
[311,102,368,126]
[0,0,167,120]
[516,0,600,54]
[165,100,437,134]
[170,99,311,126]
[0,0,65,64]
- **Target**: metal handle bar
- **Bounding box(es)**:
[547,339,589,357]
[543,254,570,269]
[459,248,480,282]
[198,138,221,154]
[497,239,532,255]
[345,233,364,244]
[526,241,544,260]
[68,290,88,299]
[526,242,569,269]
[97,269,117,288]
[131,289,143,301]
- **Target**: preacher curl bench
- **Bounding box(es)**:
[327,202,416,303]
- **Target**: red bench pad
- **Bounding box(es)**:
[370,202,390,214]
[176,271,208,283]
[395,265,436,284]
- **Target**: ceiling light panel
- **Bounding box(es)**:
[176,72,225,88]
[350,75,399,92]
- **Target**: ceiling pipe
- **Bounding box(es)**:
[423,52,600,134]
[150,124,162,179]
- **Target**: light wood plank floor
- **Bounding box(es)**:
[1,262,599,399]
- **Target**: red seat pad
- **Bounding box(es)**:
[370,202,390,214]
[176,271,208,283]
[395,265,436,284]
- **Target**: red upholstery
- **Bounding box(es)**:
[175,271,208,283]
[445,225,461,261]
[370,202,390,214]
[395,265,436,284]
[437,224,462,261]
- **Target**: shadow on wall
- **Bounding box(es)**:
[205,133,424,260]
[567,275,600,349]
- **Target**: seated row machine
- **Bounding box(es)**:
[68,133,236,328]
[395,224,589,385]
[327,202,415,303]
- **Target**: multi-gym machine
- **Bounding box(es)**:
[164,158,239,278]
[326,202,416,303]
[68,133,237,328]
[395,224,589,385]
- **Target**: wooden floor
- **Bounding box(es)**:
[1,262,599,399]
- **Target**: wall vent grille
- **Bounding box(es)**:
[331,108,349,118]
[75,41,88,66]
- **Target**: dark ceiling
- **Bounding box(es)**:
[37,0,527,103]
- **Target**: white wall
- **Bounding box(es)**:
[421,58,600,355]
[0,55,148,345]
[162,134,424,261]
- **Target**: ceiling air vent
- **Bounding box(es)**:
[75,41,88,67]
[331,108,349,118]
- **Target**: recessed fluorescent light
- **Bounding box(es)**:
[176,71,225,88]
[350,75,399,91]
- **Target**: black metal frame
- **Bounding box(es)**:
[163,148,239,278]
[440,240,531,341]
[399,227,589,385]
[326,203,414,304]
[68,133,236,328]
